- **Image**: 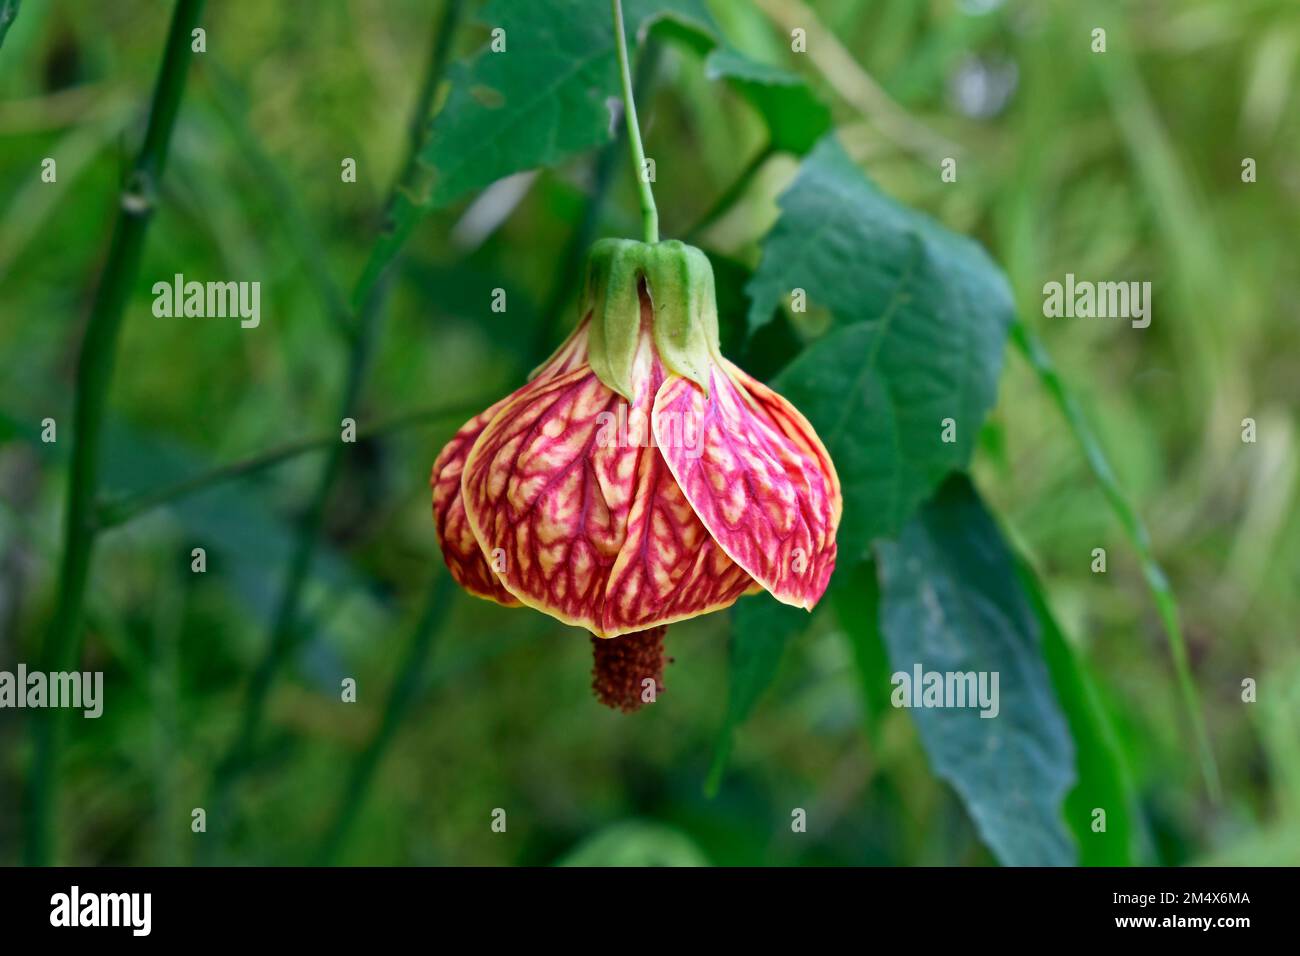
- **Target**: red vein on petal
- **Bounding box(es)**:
[653,366,838,609]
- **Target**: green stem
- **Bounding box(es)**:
[530,36,661,363]
[1011,319,1221,802]
[611,0,657,244]
[23,0,206,867]
[95,399,485,529]
[316,572,456,865]
[200,2,463,860]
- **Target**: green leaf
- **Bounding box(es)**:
[704,47,832,154]
[876,475,1076,866]
[706,593,811,795]
[1015,556,1142,865]
[760,136,1013,560]
[0,0,19,50]
[356,0,717,305]
[419,0,716,212]
[555,820,711,866]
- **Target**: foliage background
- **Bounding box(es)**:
[1,0,1297,866]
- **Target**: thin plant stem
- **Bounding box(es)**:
[200,1,465,859]
[530,36,661,363]
[23,0,207,867]
[611,0,657,244]
[95,399,486,529]
[316,572,456,865]
[1011,319,1221,801]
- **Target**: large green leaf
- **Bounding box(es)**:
[704,47,831,154]
[876,475,1076,866]
[756,136,1013,559]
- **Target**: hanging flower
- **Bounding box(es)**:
[431,239,841,710]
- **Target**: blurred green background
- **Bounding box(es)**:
[1,0,1298,866]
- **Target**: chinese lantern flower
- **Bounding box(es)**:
[431,239,841,711]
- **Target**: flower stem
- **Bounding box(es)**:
[23,0,206,867]
[1011,320,1221,801]
[94,399,486,529]
[530,36,661,363]
[611,0,657,244]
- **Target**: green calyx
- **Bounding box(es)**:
[579,238,722,400]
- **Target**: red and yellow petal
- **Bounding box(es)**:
[652,365,839,610]
[602,446,754,635]
[431,401,519,606]
[460,365,635,635]
[459,291,756,636]
[431,315,594,606]
[529,312,592,379]
[724,359,842,528]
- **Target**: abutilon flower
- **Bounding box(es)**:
[431,239,841,711]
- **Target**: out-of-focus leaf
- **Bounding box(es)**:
[876,475,1076,866]
[704,47,832,154]
[555,820,711,866]
[706,593,811,795]
[0,0,20,50]
[1016,556,1142,865]
[360,0,717,302]
[760,136,1013,559]
[417,0,716,212]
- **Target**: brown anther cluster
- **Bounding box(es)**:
[590,625,670,712]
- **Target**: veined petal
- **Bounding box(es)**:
[725,359,842,527]
[461,366,635,635]
[431,315,592,606]
[602,447,754,635]
[652,365,839,609]
[430,401,520,606]
[527,311,593,380]
[461,296,754,637]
